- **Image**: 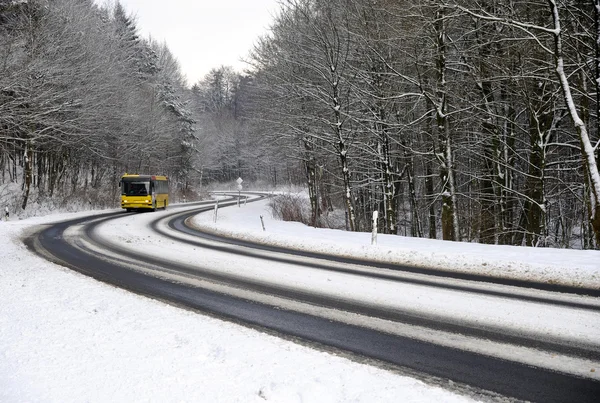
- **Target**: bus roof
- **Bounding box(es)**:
[121,174,168,181]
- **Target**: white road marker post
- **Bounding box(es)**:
[213,199,219,223]
[236,177,243,208]
[371,211,378,245]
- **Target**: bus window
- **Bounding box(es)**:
[122,181,149,196]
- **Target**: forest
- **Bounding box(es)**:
[1,0,599,250]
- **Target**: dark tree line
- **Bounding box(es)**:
[0,0,194,209]
[242,0,600,249]
[2,0,599,250]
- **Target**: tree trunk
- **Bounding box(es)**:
[439,127,459,241]
[303,138,320,227]
[331,68,356,231]
[549,0,600,247]
[21,139,33,210]
[434,4,459,242]
[525,104,551,247]
[426,160,437,239]
[378,136,396,234]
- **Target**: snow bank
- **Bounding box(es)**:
[191,197,600,289]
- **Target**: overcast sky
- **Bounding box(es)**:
[107,0,281,86]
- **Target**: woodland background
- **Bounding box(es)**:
[1,0,599,249]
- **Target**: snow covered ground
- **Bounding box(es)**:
[194,195,600,289]
[1,193,599,402]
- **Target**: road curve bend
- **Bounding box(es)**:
[25,194,600,403]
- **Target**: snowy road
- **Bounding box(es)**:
[26,194,600,402]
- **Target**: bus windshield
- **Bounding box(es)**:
[122,181,149,196]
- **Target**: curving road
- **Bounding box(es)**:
[25,194,600,402]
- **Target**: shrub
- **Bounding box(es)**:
[269,194,309,224]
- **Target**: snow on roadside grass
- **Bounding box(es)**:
[192,196,600,289]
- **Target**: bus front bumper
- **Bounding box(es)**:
[121,198,153,209]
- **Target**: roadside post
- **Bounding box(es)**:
[213,199,219,223]
[371,211,378,245]
[236,177,243,207]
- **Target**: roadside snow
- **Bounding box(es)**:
[192,198,600,289]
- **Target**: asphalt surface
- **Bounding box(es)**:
[25,197,600,402]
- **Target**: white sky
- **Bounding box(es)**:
[1,193,599,401]
[109,0,281,85]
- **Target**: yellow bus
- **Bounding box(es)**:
[120,174,169,212]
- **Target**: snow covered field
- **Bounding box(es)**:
[1,194,599,402]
